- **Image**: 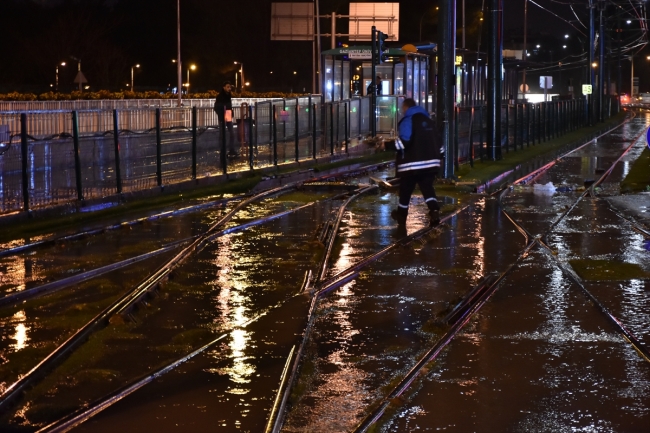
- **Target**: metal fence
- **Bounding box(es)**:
[451,98,616,168]
[1,95,608,215]
[0,95,400,214]
[0,98,281,112]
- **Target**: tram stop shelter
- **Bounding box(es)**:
[321,45,433,112]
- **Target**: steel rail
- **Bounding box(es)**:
[318,185,378,282]
[353,240,538,433]
[269,184,380,433]
[353,111,642,432]
[37,186,451,433]
[543,126,648,240]
[0,239,190,308]
[0,195,239,259]
[5,160,395,420]
[0,183,298,414]
[496,118,650,363]
[268,201,475,433]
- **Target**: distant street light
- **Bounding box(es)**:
[131,64,140,91]
[245,82,250,87]
[55,62,66,92]
[234,61,244,92]
[564,34,569,39]
[187,64,196,94]
[592,62,598,68]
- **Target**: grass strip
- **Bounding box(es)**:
[456,111,627,186]
[620,146,650,193]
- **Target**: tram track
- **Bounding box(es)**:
[32,184,470,433]
[350,111,649,432]
[2,113,644,431]
[0,161,395,424]
[500,125,650,362]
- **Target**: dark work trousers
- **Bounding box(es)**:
[218,116,239,154]
[397,171,439,214]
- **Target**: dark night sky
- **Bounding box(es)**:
[1,0,646,94]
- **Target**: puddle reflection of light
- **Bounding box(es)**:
[11,310,30,351]
[331,212,356,275]
[212,235,256,392]
[472,199,486,280]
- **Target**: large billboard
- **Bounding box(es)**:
[271,3,315,41]
[348,3,399,42]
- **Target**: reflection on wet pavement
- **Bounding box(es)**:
[1,115,649,432]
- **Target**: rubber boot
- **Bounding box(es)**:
[427,202,440,227]
[391,207,408,226]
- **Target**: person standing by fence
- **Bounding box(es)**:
[391,98,441,227]
[214,81,239,156]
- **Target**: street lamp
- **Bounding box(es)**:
[234,61,244,92]
[131,64,140,91]
[418,6,439,42]
[55,62,66,92]
[187,64,196,94]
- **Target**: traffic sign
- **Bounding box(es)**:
[647,126,650,150]
[540,76,553,89]
[74,71,88,84]
[582,84,593,95]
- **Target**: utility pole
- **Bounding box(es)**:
[617,13,622,111]
[588,0,595,125]
[487,0,503,160]
[598,0,605,122]
[331,12,336,49]
[438,0,457,178]
[522,0,528,99]
[462,0,466,49]
[315,0,322,94]
[176,0,182,107]
[371,26,377,137]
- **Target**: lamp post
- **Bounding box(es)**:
[176,0,182,106]
[419,6,439,41]
[131,64,140,91]
[187,64,196,94]
[522,0,528,100]
[55,62,66,93]
[234,61,244,92]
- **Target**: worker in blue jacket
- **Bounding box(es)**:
[391,98,441,227]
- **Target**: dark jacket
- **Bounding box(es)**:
[214,90,233,115]
[395,106,441,177]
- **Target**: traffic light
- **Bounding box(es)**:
[376,31,389,64]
